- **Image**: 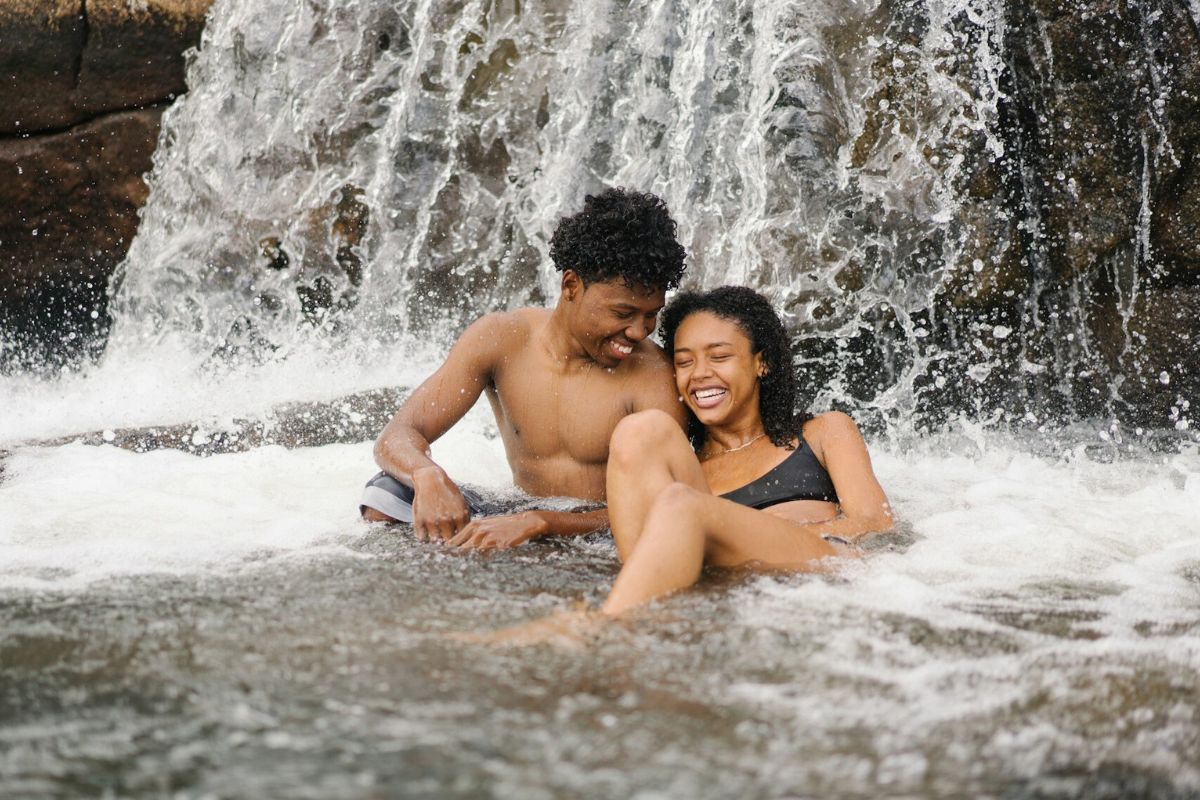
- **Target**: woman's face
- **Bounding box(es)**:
[672,311,765,429]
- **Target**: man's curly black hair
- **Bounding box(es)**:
[660,285,810,451]
[549,188,687,290]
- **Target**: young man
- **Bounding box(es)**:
[360,188,689,549]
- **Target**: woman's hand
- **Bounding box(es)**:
[446,511,550,550]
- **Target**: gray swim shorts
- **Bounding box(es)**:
[359,471,508,523]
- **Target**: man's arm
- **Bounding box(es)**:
[373,312,517,541]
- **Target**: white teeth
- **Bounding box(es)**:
[613,342,632,354]
[694,388,726,399]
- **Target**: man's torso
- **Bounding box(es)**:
[483,309,675,501]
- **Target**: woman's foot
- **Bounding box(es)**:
[452,603,603,648]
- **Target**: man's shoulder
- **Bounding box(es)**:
[622,339,685,420]
[628,338,673,373]
[463,308,543,345]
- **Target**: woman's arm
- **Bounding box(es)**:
[783,412,893,542]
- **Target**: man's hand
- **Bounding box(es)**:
[447,512,550,550]
[411,466,471,541]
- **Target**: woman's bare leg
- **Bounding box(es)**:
[601,483,844,615]
[606,410,708,561]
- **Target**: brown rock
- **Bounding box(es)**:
[75,0,211,119]
[0,0,212,134]
[1003,0,1200,289]
[0,107,162,362]
[1152,167,1200,280]
[1088,288,1200,425]
[0,1,83,133]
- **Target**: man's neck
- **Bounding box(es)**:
[541,304,596,370]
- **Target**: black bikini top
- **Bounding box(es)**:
[719,438,839,509]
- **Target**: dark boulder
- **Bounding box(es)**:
[998,0,1200,427]
[0,1,83,134]
[0,0,212,368]
[0,108,161,367]
[0,0,211,134]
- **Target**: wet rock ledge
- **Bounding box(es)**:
[26,386,409,457]
[0,0,213,369]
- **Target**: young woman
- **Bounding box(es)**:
[599,286,892,615]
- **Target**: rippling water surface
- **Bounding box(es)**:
[2,359,1198,797]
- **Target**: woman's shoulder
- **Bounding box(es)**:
[800,411,865,462]
[802,410,861,437]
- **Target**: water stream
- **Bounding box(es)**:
[2,0,1198,796]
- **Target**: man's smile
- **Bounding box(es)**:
[608,339,634,359]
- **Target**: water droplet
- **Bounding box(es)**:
[992,325,1011,339]
[1159,371,1170,385]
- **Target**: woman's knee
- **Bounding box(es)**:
[609,409,685,467]
[649,481,705,519]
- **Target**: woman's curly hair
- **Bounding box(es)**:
[660,286,809,451]
[549,188,687,290]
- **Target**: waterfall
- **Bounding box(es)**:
[105,0,1196,435]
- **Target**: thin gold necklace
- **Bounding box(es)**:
[702,432,767,460]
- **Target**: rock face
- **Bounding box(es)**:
[813,0,1200,429]
[0,0,212,368]
[0,109,162,364]
[0,0,209,134]
[996,0,1200,425]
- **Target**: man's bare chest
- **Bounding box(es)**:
[487,364,632,461]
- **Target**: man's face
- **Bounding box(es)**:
[569,277,666,367]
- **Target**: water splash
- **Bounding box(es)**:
[105,0,1195,436]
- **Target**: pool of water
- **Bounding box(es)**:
[2,411,1197,798]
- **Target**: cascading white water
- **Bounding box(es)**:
[105,0,1019,431]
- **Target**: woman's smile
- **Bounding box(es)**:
[673,311,764,425]
[691,386,728,409]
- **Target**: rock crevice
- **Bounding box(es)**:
[0,0,211,136]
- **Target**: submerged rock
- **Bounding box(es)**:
[26,386,408,457]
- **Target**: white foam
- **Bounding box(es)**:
[0,397,509,590]
[727,439,1200,781]
[0,336,446,446]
